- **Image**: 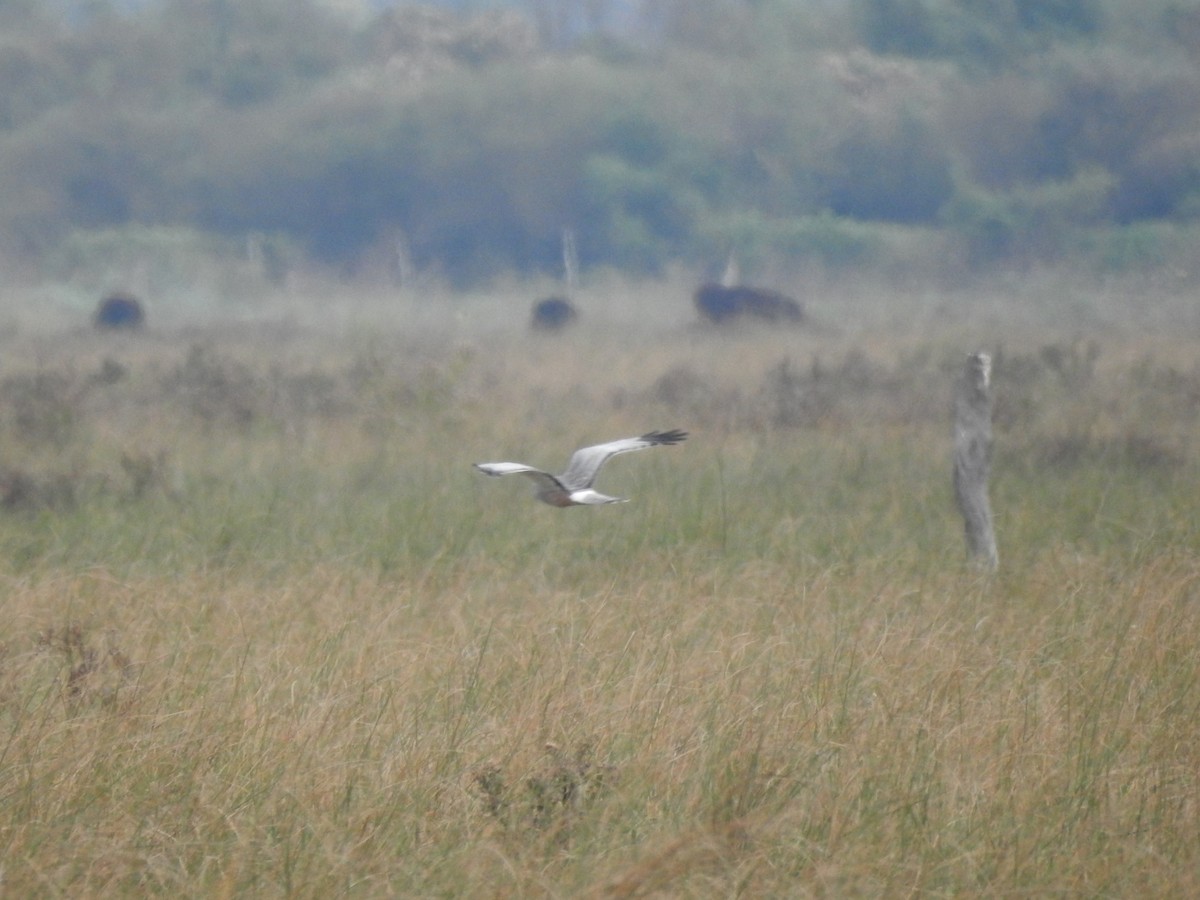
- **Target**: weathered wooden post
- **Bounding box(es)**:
[953,352,998,570]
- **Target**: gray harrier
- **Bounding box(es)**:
[474,429,687,507]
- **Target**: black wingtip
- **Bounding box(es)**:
[644,429,688,446]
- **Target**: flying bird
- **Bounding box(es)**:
[474,429,687,507]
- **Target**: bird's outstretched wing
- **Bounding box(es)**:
[558,429,687,490]
[473,462,567,495]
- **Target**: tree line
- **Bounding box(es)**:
[2,0,1199,286]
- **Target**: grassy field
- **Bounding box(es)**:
[1,277,1198,896]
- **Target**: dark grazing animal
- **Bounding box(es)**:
[94,293,145,330]
[694,283,804,326]
[531,296,579,331]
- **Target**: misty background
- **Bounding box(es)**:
[3,0,1200,307]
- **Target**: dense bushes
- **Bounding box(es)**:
[856,0,1103,65]
[3,0,1200,284]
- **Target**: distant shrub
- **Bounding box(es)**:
[1083,223,1177,272]
[35,622,137,711]
[779,213,884,267]
[45,226,296,304]
[942,167,1115,266]
[826,115,954,223]
[942,188,1023,265]
[94,293,145,330]
[531,297,579,331]
[581,153,705,272]
[699,211,882,271]
[0,370,80,446]
[162,345,260,428]
[0,469,79,513]
[472,741,616,834]
[649,365,727,419]
[857,0,1101,64]
[1033,431,1184,472]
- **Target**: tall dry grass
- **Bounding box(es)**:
[0,279,1198,895]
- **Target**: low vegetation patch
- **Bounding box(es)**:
[0,292,1197,896]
